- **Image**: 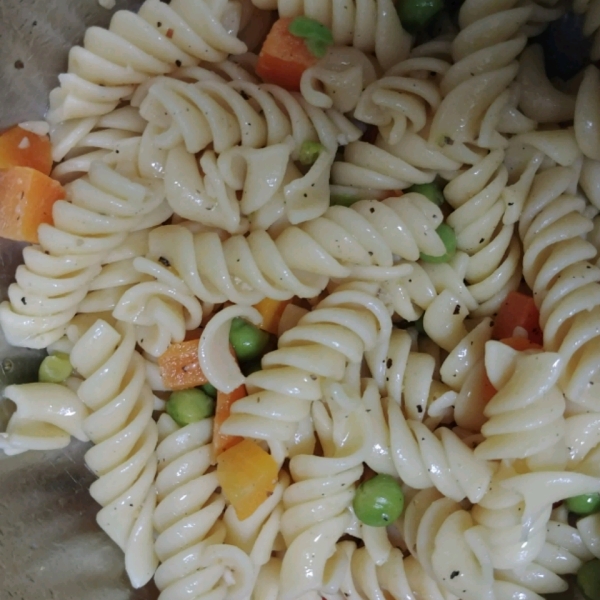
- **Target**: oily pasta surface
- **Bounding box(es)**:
[3,1,600,599]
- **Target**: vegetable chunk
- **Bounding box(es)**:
[0,126,52,175]
[0,167,65,243]
[158,339,208,390]
[216,438,278,521]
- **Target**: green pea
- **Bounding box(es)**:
[299,141,325,166]
[200,382,218,399]
[353,474,405,527]
[229,318,270,362]
[566,493,600,516]
[407,182,445,206]
[396,0,444,33]
[577,559,600,600]
[166,389,215,427]
[420,223,457,264]
[38,352,72,383]
[331,193,360,207]
[288,16,334,58]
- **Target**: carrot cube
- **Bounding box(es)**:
[0,126,53,175]
[0,167,65,244]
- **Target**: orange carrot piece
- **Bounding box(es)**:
[0,167,65,243]
[256,18,319,91]
[158,339,208,390]
[253,297,291,335]
[499,337,543,352]
[216,438,278,520]
[213,384,247,456]
[0,126,53,175]
[493,291,543,345]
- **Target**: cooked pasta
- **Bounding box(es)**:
[153,413,258,600]
[519,163,600,406]
[0,381,89,455]
[250,0,411,71]
[0,162,172,349]
[71,318,159,588]
[6,0,600,598]
[221,287,391,455]
[47,0,248,125]
[139,77,362,156]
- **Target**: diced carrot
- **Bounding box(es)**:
[253,297,291,335]
[499,337,543,352]
[0,167,65,244]
[213,384,247,456]
[256,18,319,91]
[158,339,208,390]
[492,291,543,345]
[216,438,278,520]
[0,126,52,175]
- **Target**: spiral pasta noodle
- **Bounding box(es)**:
[220,287,391,454]
[70,318,159,589]
[152,413,259,600]
[518,163,600,406]
[364,385,494,504]
[139,76,362,156]
[47,0,248,125]
[250,0,411,70]
[113,203,418,318]
[277,387,372,599]
[0,162,172,349]
[165,141,335,231]
[0,382,89,456]
[443,149,524,316]
[431,0,540,162]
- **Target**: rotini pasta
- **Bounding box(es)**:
[220,287,391,455]
[250,0,411,71]
[138,77,362,156]
[0,382,89,456]
[152,413,258,600]
[0,162,172,349]
[47,0,248,124]
[70,318,159,588]
[518,163,600,406]
[6,1,600,598]
[474,341,565,460]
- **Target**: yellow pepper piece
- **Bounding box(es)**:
[216,439,278,520]
[253,297,291,335]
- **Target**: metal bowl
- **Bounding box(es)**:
[0,2,157,598]
[0,2,588,599]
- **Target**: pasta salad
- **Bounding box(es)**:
[1,0,600,599]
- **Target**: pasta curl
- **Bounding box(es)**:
[0,163,171,349]
[444,149,525,316]
[71,318,160,589]
[518,164,600,406]
[113,205,417,321]
[277,386,372,599]
[250,0,411,70]
[0,382,89,456]
[152,413,258,600]
[47,0,247,125]
[431,0,540,161]
[474,341,565,461]
[220,288,391,455]
[139,77,362,156]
